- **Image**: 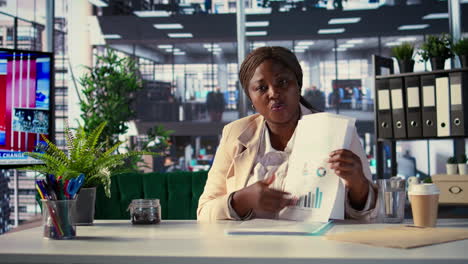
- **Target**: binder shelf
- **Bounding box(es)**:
[375,68,468,140]
[372,55,468,178]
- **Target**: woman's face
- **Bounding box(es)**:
[247,59,301,126]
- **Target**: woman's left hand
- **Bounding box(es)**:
[327,149,369,209]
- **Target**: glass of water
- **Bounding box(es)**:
[377,178,406,223]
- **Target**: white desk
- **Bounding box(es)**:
[0,219,468,264]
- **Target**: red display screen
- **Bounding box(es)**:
[0,49,53,166]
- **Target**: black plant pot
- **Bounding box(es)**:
[398,59,415,73]
[72,187,96,226]
[430,57,446,71]
[459,55,468,68]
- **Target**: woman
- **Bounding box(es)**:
[197,46,376,222]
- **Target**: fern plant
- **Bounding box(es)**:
[22,122,153,197]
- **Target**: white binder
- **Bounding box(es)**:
[435,76,450,137]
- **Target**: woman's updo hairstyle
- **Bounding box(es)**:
[238,46,303,97]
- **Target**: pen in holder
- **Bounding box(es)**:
[42,199,76,239]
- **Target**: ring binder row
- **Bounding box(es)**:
[376,70,468,139]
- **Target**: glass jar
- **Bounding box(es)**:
[128,199,161,224]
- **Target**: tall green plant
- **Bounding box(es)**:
[418,34,453,62]
[22,122,151,197]
[391,42,414,61]
[79,48,143,151]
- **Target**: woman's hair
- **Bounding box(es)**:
[238,46,319,112]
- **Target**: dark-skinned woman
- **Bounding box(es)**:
[197,46,377,222]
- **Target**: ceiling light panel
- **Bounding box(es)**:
[347,39,364,44]
[157,45,173,49]
[88,0,108,7]
[318,28,345,34]
[398,24,429,30]
[328,17,361,24]
[246,21,270,27]
[168,33,193,38]
[154,24,183,29]
[134,10,171,17]
[398,37,417,42]
[422,13,449,20]
[385,42,401,46]
[339,44,355,48]
[332,47,347,52]
[203,44,220,48]
[103,34,121,39]
[246,31,268,36]
[297,41,314,46]
[245,8,272,15]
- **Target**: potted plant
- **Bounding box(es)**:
[446,156,458,175]
[458,154,468,175]
[391,42,415,73]
[79,48,143,151]
[452,37,468,68]
[23,122,153,225]
[419,34,453,71]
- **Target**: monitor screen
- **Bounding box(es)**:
[0,49,54,166]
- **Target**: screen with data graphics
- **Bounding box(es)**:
[0,49,53,166]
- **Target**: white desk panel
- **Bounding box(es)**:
[0,219,467,264]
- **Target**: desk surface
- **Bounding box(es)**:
[0,219,468,264]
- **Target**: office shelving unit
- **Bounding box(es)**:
[373,55,468,179]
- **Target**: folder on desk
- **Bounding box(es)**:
[390,78,407,138]
[421,75,437,137]
[376,79,393,139]
[449,72,468,136]
[225,219,333,236]
[436,76,451,137]
[405,76,422,138]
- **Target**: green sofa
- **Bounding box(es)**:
[94,171,208,220]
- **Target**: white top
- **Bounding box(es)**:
[1,219,467,264]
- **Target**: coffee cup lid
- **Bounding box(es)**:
[408,183,440,195]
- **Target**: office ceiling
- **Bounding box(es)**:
[98,2,467,63]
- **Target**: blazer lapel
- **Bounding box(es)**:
[233,115,264,190]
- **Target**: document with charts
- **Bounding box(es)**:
[280,113,356,222]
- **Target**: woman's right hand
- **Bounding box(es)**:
[231,174,296,217]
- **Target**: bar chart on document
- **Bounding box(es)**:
[297,187,323,209]
[295,161,327,210]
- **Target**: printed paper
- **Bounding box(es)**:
[280,113,356,222]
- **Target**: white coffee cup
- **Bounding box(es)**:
[408,184,440,227]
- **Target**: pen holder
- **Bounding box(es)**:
[42,199,76,240]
